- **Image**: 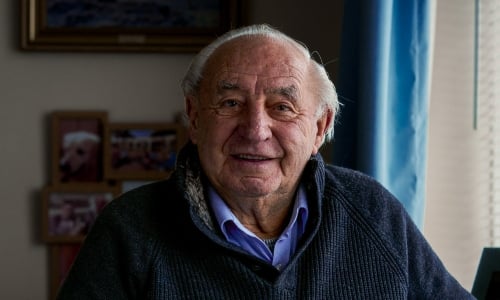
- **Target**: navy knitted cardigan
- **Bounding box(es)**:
[57,143,474,299]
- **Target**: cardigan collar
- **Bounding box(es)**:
[174,141,326,233]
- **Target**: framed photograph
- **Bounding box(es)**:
[21,0,243,52]
[51,111,108,185]
[49,244,82,299]
[41,184,120,243]
[104,122,186,180]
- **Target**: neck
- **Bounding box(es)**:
[223,193,295,239]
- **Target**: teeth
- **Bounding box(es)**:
[238,154,267,160]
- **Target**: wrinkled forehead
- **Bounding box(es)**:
[201,36,311,89]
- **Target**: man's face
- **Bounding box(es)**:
[187,36,330,202]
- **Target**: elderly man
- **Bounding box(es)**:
[57,24,473,299]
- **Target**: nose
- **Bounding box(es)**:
[237,104,272,141]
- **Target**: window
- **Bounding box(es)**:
[476,0,500,247]
[425,0,500,290]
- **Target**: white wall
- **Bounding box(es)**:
[0,1,342,299]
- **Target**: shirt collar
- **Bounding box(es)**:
[208,184,309,241]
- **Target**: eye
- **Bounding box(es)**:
[221,99,239,108]
[275,103,292,112]
[213,98,243,116]
[270,102,299,121]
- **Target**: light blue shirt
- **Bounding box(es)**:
[208,185,309,271]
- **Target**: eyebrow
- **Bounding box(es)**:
[216,80,299,101]
[217,80,240,92]
[266,85,299,101]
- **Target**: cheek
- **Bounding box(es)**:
[197,116,235,148]
[191,112,215,144]
[280,122,317,150]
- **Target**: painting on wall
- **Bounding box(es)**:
[104,122,186,180]
[41,184,119,243]
[21,0,243,52]
[51,111,108,185]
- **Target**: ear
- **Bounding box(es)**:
[185,96,199,144]
[312,109,333,155]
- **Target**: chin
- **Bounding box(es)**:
[231,178,280,197]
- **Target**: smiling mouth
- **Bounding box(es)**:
[233,154,271,162]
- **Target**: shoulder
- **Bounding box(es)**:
[57,179,181,298]
[325,165,387,192]
[318,166,472,298]
[93,178,187,240]
[322,165,415,261]
[112,179,176,211]
[323,164,411,231]
[104,180,172,218]
[324,165,402,212]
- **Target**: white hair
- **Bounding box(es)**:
[181,24,339,143]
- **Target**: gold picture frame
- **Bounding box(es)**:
[21,0,243,52]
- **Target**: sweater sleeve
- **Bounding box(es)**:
[329,167,475,299]
[56,188,156,300]
[402,205,474,299]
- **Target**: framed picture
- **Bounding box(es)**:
[51,111,108,185]
[41,184,120,243]
[21,0,243,52]
[104,122,186,180]
[49,244,82,299]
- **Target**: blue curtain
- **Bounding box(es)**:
[333,0,432,228]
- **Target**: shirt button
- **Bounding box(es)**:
[276,264,282,270]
